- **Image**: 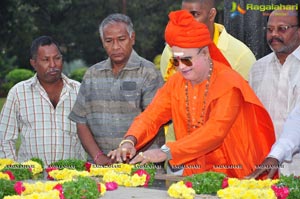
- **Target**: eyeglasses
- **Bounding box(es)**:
[265,25,299,34]
[169,48,203,67]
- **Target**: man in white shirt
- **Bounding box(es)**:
[248,105,300,178]
[0,36,86,166]
[249,8,300,176]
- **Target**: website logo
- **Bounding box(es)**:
[230,2,246,18]
[230,2,298,18]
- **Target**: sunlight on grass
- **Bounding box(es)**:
[0,98,6,110]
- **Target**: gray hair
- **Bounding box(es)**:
[99,13,134,39]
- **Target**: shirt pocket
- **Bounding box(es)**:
[120,81,141,108]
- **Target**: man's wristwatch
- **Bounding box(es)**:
[160,144,172,160]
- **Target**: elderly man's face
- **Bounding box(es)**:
[171,46,211,85]
[102,22,135,67]
[266,10,300,55]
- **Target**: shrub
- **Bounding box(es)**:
[69,67,87,82]
[1,69,34,95]
[153,54,161,70]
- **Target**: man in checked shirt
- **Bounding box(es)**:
[0,36,86,166]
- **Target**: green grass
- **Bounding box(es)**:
[0,98,6,110]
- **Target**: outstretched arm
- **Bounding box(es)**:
[77,123,115,165]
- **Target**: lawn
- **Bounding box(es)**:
[0,98,6,110]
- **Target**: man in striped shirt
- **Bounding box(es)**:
[69,13,164,165]
[0,36,86,166]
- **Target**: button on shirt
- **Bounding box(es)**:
[0,74,86,166]
[249,45,300,175]
[69,50,163,155]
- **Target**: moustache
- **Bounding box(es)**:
[47,68,61,73]
[268,37,284,44]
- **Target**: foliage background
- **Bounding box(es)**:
[1,0,293,97]
[0,0,181,70]
[0,0,182,96]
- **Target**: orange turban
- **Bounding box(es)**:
[165,10,231,67]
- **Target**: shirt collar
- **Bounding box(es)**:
[292,45,300,61]
[30,73,70,88]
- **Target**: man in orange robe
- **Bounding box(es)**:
[108,10,275,178]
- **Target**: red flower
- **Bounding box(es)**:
[133,169,151,187]
[14,181,25,195]
[271,185,289,199]
[53,184,65,199]
[105,181,118,191]
[221,177,229,189]
[46,166,58,180]
[3,171,15,180]
[185,181,193,188]
[97,183,101,193]
[85,162,92,172]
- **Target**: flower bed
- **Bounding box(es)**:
[0,158,155,199]
[1,158,299,199]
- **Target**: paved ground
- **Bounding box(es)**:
[102,186,218,199]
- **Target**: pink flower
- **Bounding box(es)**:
[105,181,118,191]
[14,181,25,195]
[185,181,193,188]
[85,162,92,172]
[46,166,58,180]
[221,177,229,189]
[133,169,151,187]
[3,171,15,180]
[271,185,289,199]
[53,184,65,199]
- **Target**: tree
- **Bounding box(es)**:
[0,0,181,68]
[223,0,286,59]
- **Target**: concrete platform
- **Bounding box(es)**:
[102,186,218,199]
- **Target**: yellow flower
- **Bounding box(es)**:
[102,170,146,187]
[217,178,278,199]
[90,163,133,176]
[167,181,195,199]
[99,182,106,196]
[0,158,16,171]
[0,172,10,180]
[21,160,43,175]
[49,168,90,180]
[131,173,146,187]
[3,190,60,199]
[21,181,63,195]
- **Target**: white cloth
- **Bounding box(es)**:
[0,74,86,166]
[269,105,300,175]
[249,45,300,176]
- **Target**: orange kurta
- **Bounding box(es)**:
[125,60,275,178]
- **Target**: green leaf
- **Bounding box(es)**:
[276,175,300,199]
[62,176,100,199]
[49,159,86,171]
[2,164,33,180]
[184,172,226,194]
[0,179,16,198]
